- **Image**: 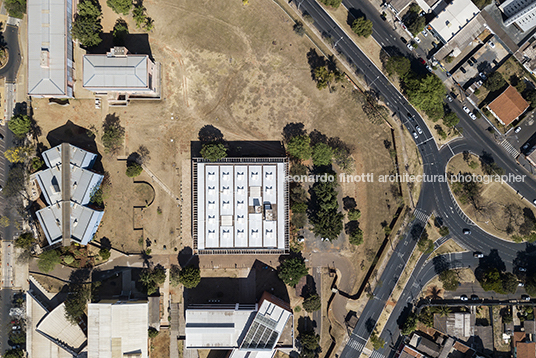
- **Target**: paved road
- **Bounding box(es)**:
[292,1,536,358]
[0,24,20,83]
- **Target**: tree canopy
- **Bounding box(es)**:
[312,142,333,167]
[480,267,518,294]
[64,283,90,324]
[107,0,132,15]
[318,0,342,8]
[351,17,373,38]
[309,179,343,241]
[313,66,335,90]
[14,232,34,250]
[4,0,26,18]
[112,19,129,46]
[401,312,417,335]
[126,162,143,177]
[287,135,312,160]
[278,257,308,287]
[102,116,125,154]
[8,114,31,138]
[439,269,459,291]
[179,265,201,289]
[299,330,320,358]
[404,74,446,120]
[140,266,167,295]
[200,142,227,162]
[385,56,411,78]
[72,0,103,47]
[484,72,507,92]
[303,294,321,312]
[4,146,32,163]
[37,249,61,273]
[443,112,460,127]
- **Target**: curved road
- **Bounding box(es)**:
[0,24,20,83]
[291,1,536,358]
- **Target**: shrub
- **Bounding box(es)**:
[303,294,321,312]
[99,248,111,260]
[63,255,75,265]
[148,327,159,338]
[126,162,143,177]
[347,208,361,221]
[38,249,61,273]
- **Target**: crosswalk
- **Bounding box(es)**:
[371,351,385,358]
[347,338,364,351]
[414,209,430,223]
[500,139,520,158]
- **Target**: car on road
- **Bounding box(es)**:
[473,252,484,258]
[446,95,453,102]
[515,127,522,133]
[460,295,468,301]
[416,126,423,135]
[519,282,525,287]
[418,58,426,65]
[463,229,471,235]
[412,131,418,139]
[480,72,487,80]
[519,267,527,272]
[471,295,479,300]
[463,106,471,114]
[469,113,477,120]
[426,65,432,72]
[414,37,421,44]
[407,42,414,51]
[533,199,536,205]
[522,295,531,301]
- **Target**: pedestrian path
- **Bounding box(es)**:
[500,139,520,158]
[414,209,430,223]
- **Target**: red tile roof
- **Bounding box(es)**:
[488,85,529,126]
[517,342,536,358]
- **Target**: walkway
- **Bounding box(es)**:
[142,164,180,201]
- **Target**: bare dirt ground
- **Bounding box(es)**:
[151,329,170,358]
[447,153,536,241]
[428,238,466,259]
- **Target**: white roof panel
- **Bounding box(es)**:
[263,166,277,205]
[83,55,149,89]
[263,221,277,248]
[430,0,479,42]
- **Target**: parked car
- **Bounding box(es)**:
[469,113,477,120]
[422,29,428,36]
[95,98,101,109]
[515,127,522,133]
[489,41,495,48]
[416,126,423,135]
[463,228,471,235]
[519,267,527,272]
[533,199,536,205]
[479,72,487,80]
[412,131,418,139]
[473,252,484,258]
[460,295,468,301]
[471,295,479,301]
[522,295,531,301]
[426,65,432,72]
[463,106,471,114]
[418,57,426,65]
[446,95,453,102]
[407,42,414,51]
[460,67,467,74]
[414,36,421,44]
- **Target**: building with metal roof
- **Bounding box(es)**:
[429,0,480,44]
[185,292,293,358]
[83,47,161,105]
[500,0,536,32]
[34,143,104,246]
[193,157,289,254]
[27,0,74,97]
[87,301,149,358]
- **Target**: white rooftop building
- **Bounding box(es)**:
[83,47,161,105]
[34,143,104,246]
[27,0,74,97]
[186,292,293,358]
[87,301,149,358]
[193,158,289,254]
[429,0,480,43]
[500,0,536,32]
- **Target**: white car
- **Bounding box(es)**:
[95,98,101,109]
[426,65,432,72]
[412,131,418,139]
[416,125,423,135]
[489,41,495,48]
[463,106,471,114]
[407,42,414,51]
[533,199,536,205]
[422,29,428,37]
[515,127,522,133]
[460,295,468,301]
[414,37,421,44]
[469,113,477,120]
[446,95,453,102]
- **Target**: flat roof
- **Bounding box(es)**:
[194,158,288,254]
[83,55,150,89]
[429,0,480,43]
[87,301,149,358]
[27,0,69,96]
[488,85,529,125]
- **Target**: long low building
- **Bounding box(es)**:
[193,157,289,254]
[34,143,104,246]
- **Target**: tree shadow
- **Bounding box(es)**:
[309,129,328,146]
[198,125,224,143]
[86,32,153,60]
[397,303,413,330]
[100,237,112,250]
[306,49,327,81]
[343,196,357,211]
[346,8,365,26]
[46,120,100,169]
[475,249,506,279]
[282,122,306,143]
[432,255,450,274]
[301,274,317,298]
[410,222,425,241]
[365,317,376,334]
[178,246,199,268]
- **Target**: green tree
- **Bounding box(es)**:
[401,312,417,335]
[37,249,61,273]
[292,212,308,229]
[14,232,34,250]
[418,307,434,327]
[318,0,342,8]
[179,265,201,289]
[404,73,446,120]
[292,202,307,213]
[293,21,306,36]
[4,146,32,163]
[303,294,321,312]
[278,257,308,287]
[299,330,320,353]
[313,66,335,90]
[126,162,143,177]
[31,156,44,172]
[107,0,132,15]
[72,0,103,47]
[501,272,519,294]
[200,142,227,161]
[443,112,460,127]
[140,266,167,295]
[481,267,503,293]
[99,248,111,260]
[439,269,459,291]
[132,5,148,29]
[169,264,181,286]
[4,0,26,18]
[148,327,159,338]
[63,255,75,265]
[112,19,129,46]
[312,142,333,166]
[347,208,361,221]
[370,332,385,350]
[351,17,373,38]
[503,311,513,323]
[8,114,31,138]
[417,229,434,254]
[472,0,492,9]
[64,283,90,324]
[3,349,24,358]
[484,72,507,92]
[436,305,452,317]
[102,116,125,154]
[439,226,450,236]
[287,135,312,160]
[348,226,363,245]
[407,15,426,36]
[385,56,411,78]
[309,180,344,241]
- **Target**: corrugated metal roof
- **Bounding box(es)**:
[83,55,149,89]
[36,302,87,352]
[27,0,68,96]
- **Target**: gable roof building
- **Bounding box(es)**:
[34,143,104,246]
[27,0,74,97]
[487,85,530,126]
[185,292,293,358]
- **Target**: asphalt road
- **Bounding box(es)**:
[0,24,20,83]
[293,1,536,358]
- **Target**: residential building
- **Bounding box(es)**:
[192,157,289,254]
[487,85,530,126]
[401,332,475,358]
[429,0,480,44]
[185,292,293,358]
[34,143,104,246]
[87,300,149,358]
[27,0,74,97]
[515,37,536,74]
[499,0,536,32]
[434,312,475,339]
[83,47,161,105]
[513,331,536,358]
